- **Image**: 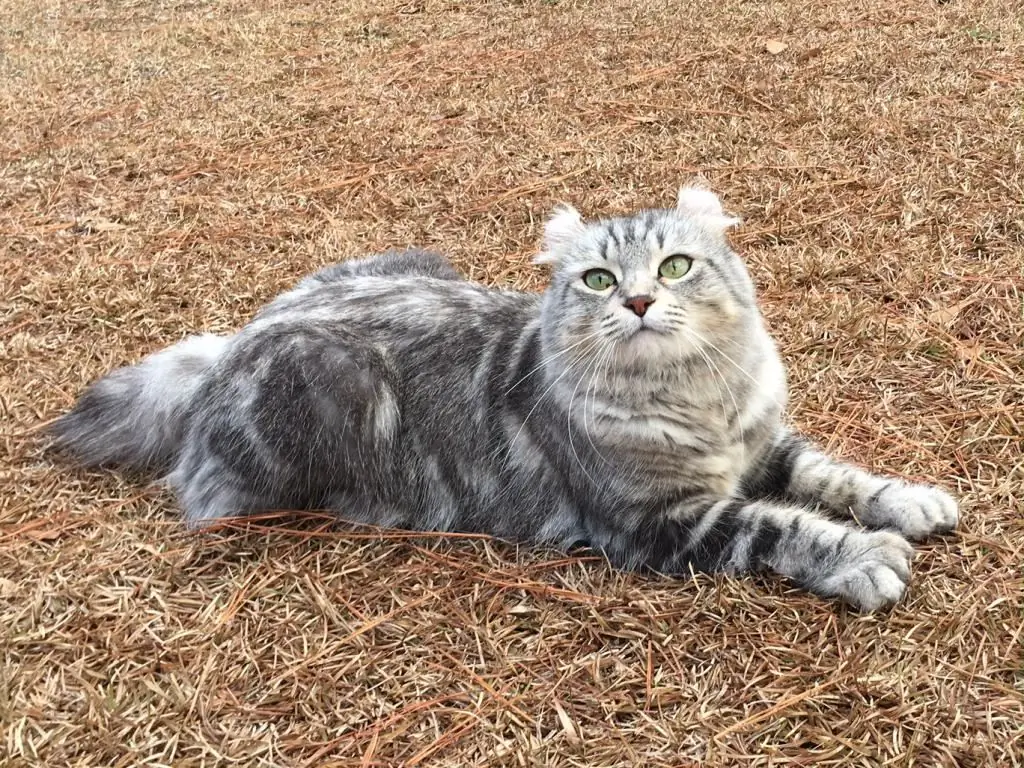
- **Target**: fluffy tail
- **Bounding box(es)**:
[49,333,230,473]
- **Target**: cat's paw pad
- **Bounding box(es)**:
[820,531,914,612]
[869,483,959,540]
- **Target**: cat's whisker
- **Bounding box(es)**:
[565,344,606,485]
[505,328,607,395]
[685,326,774,400]
[687,331,746,467]
[505,340,600,462]
[583,343,615,466]
[577,337,618,461]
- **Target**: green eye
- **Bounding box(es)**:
[658,255,693,280]
[582,269,617,291]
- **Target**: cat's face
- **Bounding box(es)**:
[537,187,757,365]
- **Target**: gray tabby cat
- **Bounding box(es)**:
[50,186,959,611]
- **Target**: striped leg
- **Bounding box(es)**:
[745,431,959,541]
[604,498,914,611]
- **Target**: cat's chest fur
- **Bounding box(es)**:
[585,397,748,497]
[561,355,784,500]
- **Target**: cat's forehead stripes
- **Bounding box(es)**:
[597,213,661,261]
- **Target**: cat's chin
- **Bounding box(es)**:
[615,328,692,363]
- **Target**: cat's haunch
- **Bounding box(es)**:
[50,187,958,612]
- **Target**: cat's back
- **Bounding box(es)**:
[217,274,540,393]
[250,273,538,338]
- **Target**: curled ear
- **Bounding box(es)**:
[676,185,741,230]
[534,204,586,265]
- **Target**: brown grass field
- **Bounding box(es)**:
[2,0,1023,765]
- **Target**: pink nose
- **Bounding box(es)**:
[624,295,654,317]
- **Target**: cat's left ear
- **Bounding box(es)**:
[534,204,586,265]
[676,186,741,231]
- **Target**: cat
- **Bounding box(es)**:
[49,186,959,612]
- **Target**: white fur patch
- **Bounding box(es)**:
[373,388,401,443]
[535,204,586,264]
[870,483,960,540]
[676,185,740,230]
[735,352,787,432]
[176,333,231,360]
[141,334,230,414]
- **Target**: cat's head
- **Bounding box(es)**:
[536,185,757,365]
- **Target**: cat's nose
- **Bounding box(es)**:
[623,295,654,317]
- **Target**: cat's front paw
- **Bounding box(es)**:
[868,483,959,541]
[818,530,914,612]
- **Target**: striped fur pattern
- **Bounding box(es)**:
[50,187,958,611]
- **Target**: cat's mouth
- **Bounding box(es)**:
[625,320,668,338]
[631,327,660,338]
[619,324,671,348]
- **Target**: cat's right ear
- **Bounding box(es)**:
[534,204,586,265]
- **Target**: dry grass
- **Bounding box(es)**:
[2,0,1022,765]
